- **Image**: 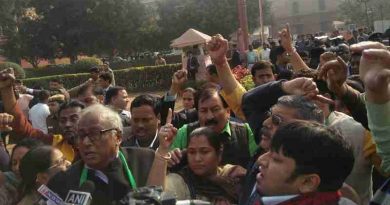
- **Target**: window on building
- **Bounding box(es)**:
[292,1,299,14]
[294,24,304,34]
[318,0,326,11]
[320,21,329,32]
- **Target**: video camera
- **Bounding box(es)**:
[118,186,176,205]
[328,36,348,56]
[329,45,346,55]
[328,35,344,47]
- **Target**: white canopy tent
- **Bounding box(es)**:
[170,29,212,81]
[170,28,211,48]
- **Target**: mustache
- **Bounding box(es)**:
[205,118,218,126]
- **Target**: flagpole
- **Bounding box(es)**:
[237,0,249,50]
[259,0,265,44]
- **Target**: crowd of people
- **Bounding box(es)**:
[0,24,388,205]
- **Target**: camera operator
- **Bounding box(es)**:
[327,37,353,75]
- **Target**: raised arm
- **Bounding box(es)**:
[280,24,311,71]
[0,69,52,144]
[149,109,177,188]
[160,70,187,125]
[207,34,247,120]
[319,56,369,129]
[357,42,390,172]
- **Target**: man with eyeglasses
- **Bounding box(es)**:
[259,95,324,150]
[241,95,325,205]
[46,104,168,204]
[0,69,85,162]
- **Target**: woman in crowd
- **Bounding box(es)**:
[1,139,43,188]
[17,145,70,205]
[165,127,239,204]
[172,87,198,129]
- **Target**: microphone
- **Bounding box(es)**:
[37,184,64,205]
[64,180,95,205]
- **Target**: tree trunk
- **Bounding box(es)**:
[27,58,40,69]
[70,54,78,64]
[31,61,39,68]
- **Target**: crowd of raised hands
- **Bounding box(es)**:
[0,24,388,205]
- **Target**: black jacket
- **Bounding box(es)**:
[242,80,286,142]
[239,148,264,205]
[173,109,198,129]
[47,147,155,205]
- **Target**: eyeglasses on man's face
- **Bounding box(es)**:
[265,110,283,126]
[76,127,119,144]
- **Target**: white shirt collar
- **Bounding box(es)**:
[135,129,158,149]
[261,195,297,205]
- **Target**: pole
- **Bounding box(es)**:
[363,0,370,29]
[259,0,265,44]
[237,0,249,50]
[379,4,384,32]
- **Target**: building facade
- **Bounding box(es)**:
[270,0,343,36]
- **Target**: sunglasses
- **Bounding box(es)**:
[265,110,283,125]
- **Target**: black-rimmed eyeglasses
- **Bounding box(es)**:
[265,111,283,126]
[76,127,119,144]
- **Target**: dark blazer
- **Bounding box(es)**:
[159,93,198,128]
[242,80,286,143]
[173,108,198,129]
[47,147,155,205]
[239,148,264,205]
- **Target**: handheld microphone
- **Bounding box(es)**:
[37,184,64,205]
[64,180,95,205]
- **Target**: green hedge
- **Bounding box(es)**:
[22,64,182,92]
[24,57,103,78]
[0,62,26,79]
[24,55,182,78]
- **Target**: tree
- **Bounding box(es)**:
[155,0,271,49]
[0,0,32,35]
[36,0,152,61]
[0,0,34,63]
[2,0,152,64]
[14,13,54,68]
[2,0,271,63]
[339,0,390,28]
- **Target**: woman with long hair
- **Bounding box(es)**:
[3,139,44,186]
[17,145,70,205]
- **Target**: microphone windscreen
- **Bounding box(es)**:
[80,180,95,193]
